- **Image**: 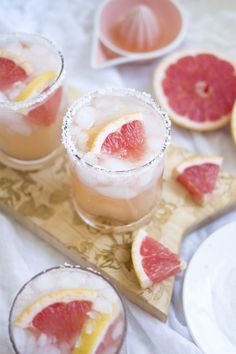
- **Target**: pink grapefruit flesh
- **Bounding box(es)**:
[154,50,236,131]
[0,57,28,90]
[141,236,182,284]
[102,119,145,159]
[175,158,221,205]
[26,86,62,126]
[32,300,92,344]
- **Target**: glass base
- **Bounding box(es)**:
[73,199,156,233]
[0,146,63,171]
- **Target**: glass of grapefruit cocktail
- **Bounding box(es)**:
[63,88,171,232]
[9,266,126,354]
[0,33,67,170]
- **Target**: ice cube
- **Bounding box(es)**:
[75,106,96,129]
[83,152,98,166]
[93,296,113,314]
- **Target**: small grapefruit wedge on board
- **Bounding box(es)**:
[174,155,222,205]
[153,49,236,131]
[132,229,185,289]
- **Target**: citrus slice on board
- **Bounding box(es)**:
[89,112,145,159]
[231,100,236,145]
[15,70,57,101]
[175,155,222,205]
[153,49,236,131]
[15,289,96,343]
[0,50,32,90]
[132,229,185,289]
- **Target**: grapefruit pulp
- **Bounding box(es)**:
[175,155,222,204]
[153,49,236,131]
[132,229,185,289]
[89,112,146,160]
[0,53,30,90]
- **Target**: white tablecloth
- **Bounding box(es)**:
[0,0,236,353]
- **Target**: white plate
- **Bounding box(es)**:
[183,222,236,354]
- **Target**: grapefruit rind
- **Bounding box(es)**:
[231,101,236,145]
[153,49,236,131]
[90,112,143,154]
[0,49,33,76]
[132,229,152,289]
[15,288,97,328]
[15,71,57,102]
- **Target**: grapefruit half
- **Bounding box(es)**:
[174,155,222,205]
[132,229,185,289]
[89,112,146,160]
[153,49,236,131]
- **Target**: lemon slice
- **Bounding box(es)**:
[231,101,236,145]
[72,311,115,354]
[15,70,57,102]
[89,112,143,154]
[15,288,97,328]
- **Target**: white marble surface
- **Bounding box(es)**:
[0,0,236,353]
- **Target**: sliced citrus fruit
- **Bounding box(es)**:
[15,70,57,101]
[15,289,96,344]
[72,311,114,354]
[153,49,236,131]
[0,50,32,90]
[89,112,145,159]
[26,86,63,126]
[132,229,185,289]
[231,100,236,145]
[175,155,222,205]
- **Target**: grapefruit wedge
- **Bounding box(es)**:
[0,50,32,90]
[132,229,185,289]
[175,155,222,205]
[89,112,146,160]
[153,49,236,131]
[15,289,96,345]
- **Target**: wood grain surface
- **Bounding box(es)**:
[1,144,236,321]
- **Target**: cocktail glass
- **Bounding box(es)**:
[0,32,67,170]
[9,265,127,354]
[63,88,171,233]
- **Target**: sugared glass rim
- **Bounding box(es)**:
[62,87,171,175]
[0,32,65,110]
[8,264,127,354]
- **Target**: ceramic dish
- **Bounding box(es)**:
[91,0,187,68]
[183,221,236,354]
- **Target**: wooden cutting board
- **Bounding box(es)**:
[0,144,236,321]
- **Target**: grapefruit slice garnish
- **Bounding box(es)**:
[89,112,146,159]
[174,155,222,205]
[15,70,57,101]
[231,100,236,145]
[132,229,185,289]
[72,311,115,354]
[153,49,236,131]
[0,50,32,90]
[15,289,96,344]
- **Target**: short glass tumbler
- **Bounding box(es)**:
[63,88,171,233]
[9,266,127,354]
[0,32,67,170]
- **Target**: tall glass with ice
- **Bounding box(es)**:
[9,266,126,354]
[63,88,171,232]
[0,33,67,170]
